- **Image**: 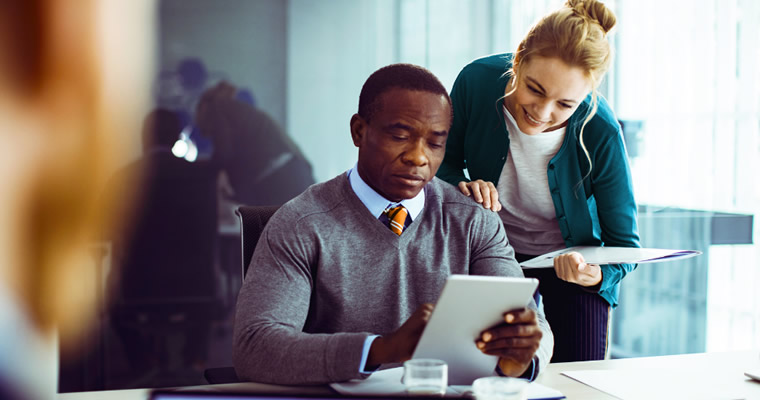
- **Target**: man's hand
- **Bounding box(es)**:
[366,303,433,368]
[475,308,542,377]
[457,180,501,212]
[553,252,602,287]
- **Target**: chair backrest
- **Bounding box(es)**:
[235,205,280,278]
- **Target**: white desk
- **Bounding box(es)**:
[58,350,760,400]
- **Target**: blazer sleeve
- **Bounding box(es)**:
[587,118,641,303]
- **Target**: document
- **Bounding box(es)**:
[562,369,745,400]
[330,367,565,399]
[520,246,701,269]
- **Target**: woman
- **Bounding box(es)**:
[0,1,152,398]
[437,0,640,362]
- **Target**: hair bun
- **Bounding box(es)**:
[565,0,616,34]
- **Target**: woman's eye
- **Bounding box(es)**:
[528,86,541,95]
[559,102,572,109]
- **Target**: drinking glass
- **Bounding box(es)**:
[402,359,448,396]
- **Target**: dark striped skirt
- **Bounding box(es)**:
[516,253,611,362]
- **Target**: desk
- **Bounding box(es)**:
[58,351,760,400]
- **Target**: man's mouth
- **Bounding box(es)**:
[394,173,425,185]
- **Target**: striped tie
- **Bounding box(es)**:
[384,205,408,236]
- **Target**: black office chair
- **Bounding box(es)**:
[203,205,280,384]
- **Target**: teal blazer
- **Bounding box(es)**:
[438,53,640,307]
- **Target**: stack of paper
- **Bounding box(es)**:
[520,246,701,269]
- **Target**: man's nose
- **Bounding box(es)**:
[402,140,429,166]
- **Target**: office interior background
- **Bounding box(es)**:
[58,0,760,393]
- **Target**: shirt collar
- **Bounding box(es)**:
[347,164,425,220]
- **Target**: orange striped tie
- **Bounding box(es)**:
[385,205,408,236]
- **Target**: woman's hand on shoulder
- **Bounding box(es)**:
[553,252,602,287]
[457,180,501,212]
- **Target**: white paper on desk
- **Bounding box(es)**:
[330,367,565,399]
[562,369,744,400]
[520,246,701,269]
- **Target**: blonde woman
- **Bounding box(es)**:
[438,0,640,362]
[0,1,152,398]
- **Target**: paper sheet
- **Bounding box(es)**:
[561,369,745,400]
[330,367,564,399]
[520,246,701,269]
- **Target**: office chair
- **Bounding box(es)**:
[203,204,280,385]
[235,205,281,278]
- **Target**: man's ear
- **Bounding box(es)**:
[350,113,366,148]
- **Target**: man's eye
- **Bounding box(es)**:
[429,142,444,149]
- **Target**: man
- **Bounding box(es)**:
[233,64,553,385]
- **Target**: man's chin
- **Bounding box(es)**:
[388,187,424,202]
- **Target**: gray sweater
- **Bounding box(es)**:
[233,174,553,384]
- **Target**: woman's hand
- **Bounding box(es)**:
[553,252,602,287]
[457,180,501,212]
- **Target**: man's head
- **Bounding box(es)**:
[195,82,238,161]
[351,64,452,202]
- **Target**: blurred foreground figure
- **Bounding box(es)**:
[0,1,153,399]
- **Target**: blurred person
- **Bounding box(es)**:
[105,109,218,386]
[195,82,315,206]
[0,1,153,399]
[437,0,640,361]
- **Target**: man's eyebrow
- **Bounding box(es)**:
[386,122,412,130]
[526,76,578,104]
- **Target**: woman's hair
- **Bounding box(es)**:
[508,0,616,183]
[0,0,153,347]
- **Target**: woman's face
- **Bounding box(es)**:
[504,56,591,135]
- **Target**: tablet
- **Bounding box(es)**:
[411,274,539,385]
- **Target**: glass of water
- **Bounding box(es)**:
[402,358,448,396]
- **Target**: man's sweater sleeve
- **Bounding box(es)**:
[232,215,369,385]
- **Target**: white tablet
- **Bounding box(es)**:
[411,274,539,385]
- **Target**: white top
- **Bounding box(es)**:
[496,105,566,255]
[0,283,58,400]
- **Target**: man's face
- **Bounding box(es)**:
[351,88,451,202]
